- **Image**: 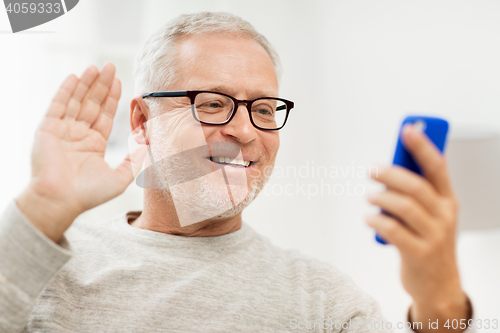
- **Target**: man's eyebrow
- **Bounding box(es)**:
[193,86,278,98]
[199,86,227,94]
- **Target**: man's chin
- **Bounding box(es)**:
[162,182,254,227]
[151,159,267,227]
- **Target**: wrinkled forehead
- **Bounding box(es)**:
[171,33,279,98]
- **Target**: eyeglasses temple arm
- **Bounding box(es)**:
[142,91,189,98]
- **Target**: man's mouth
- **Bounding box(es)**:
[208,156,253,168]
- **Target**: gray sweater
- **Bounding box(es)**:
[0,199,450,332]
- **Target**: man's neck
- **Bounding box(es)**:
[129,189,243,237]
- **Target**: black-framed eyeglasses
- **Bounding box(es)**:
[142,90,294,131]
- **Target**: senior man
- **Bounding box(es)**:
[1,12,473,333]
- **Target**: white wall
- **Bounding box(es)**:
[1,0,499,330]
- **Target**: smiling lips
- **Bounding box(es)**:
[208,156,252,167]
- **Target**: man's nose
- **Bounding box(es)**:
[219,104,258,144]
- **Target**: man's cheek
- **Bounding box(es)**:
[269,133,280,153]
[170,112,207,151]
[201,126,219,143]
[264,134,280,163]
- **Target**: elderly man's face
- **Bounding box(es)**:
[145,33,280,224]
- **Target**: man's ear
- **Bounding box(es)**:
[130,97,150,145]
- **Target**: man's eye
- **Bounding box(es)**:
[196,101,225,112]
[208,102,222,108]
[256,108,272,115]
[198,101,223,108]
[252,105,274,116]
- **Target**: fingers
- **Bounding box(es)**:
[370,165,442,216]
[63,66,99,120]
[43,63,120,140]
[368,190,434,236]
[90,77,121,140]
[402,125,454,197]
[366,213,422,253]
[74,62,116,125]
[46,74,79,118]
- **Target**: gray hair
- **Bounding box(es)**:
[133,12,281,110]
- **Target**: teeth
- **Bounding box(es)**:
[210,157,251,167]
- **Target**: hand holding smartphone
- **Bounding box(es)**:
[375,116,449,245]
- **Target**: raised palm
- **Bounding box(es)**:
[29,63,139,217]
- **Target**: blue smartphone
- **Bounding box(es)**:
[375,116,449,245]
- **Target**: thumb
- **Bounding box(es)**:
[113,144,148,191]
